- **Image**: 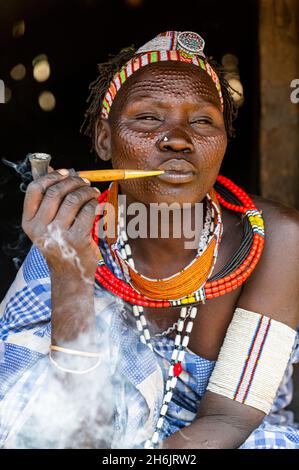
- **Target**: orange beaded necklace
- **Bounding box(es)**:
[111,186,222,300]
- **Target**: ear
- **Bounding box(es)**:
[94,118,112,161]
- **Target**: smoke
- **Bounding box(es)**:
[1,154,33,193]
[0,156,33,271]
[1,222,31,270]
[1,229,153,449]
[3,297,155,449]
[39,223,96,286]
[4,330,116,449]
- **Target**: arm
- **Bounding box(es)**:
[162,199,299,449]
[22,169,101,349]
[162,392,265,449]
[17,169,114,448]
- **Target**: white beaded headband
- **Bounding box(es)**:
[101,31,224,119]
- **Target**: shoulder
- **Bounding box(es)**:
[250,194,299,255]
[237,194,299,329]
[251,194,299,233]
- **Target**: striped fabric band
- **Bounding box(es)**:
[207,308,297,414]
[101,33,224,118]
[233,315,271,403]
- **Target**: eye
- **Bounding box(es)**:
[190,117,213,125]
[136,115,160,121]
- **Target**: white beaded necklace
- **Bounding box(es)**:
[118,199,213,339]
[114,195,222,448]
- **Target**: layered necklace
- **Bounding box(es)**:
[92,174,265,448]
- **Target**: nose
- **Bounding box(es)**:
[158,129,194,153]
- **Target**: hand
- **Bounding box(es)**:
[22,169,101,279]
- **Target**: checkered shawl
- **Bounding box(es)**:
[1,242,299,448]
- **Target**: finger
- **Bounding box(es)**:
[54,186,100,229]
[23,169,70,222]
[35,175,92,225]
[48,166,55,173]
[70,198,100,236]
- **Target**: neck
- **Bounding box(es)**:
[120,192,208,276]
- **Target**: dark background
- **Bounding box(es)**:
[0,0,259,299]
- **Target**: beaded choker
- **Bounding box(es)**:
[93,175,265,307]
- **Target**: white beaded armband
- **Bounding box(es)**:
[206,307,297,414]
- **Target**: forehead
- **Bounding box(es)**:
[110,61,221,114]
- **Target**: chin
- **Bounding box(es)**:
[119,179,206,205]
[141,189,205,206]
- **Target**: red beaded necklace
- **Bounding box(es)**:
[92,175,265,307]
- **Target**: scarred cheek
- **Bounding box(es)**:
[111,122,157,169]
[193,134,227,170]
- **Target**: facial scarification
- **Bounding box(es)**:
[103,61,227,206]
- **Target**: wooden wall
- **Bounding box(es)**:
[259,0,299,209]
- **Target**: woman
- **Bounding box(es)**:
[1,31,299,449]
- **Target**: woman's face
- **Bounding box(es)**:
[97,61,227,205]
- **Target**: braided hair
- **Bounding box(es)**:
[81,46,238,152]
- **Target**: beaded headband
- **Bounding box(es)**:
[101,31,224,119]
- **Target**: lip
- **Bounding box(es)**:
[157,159,197,184]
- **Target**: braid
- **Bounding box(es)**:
[81,47,238,152]
[207,56,238,139]
[80,46,136,151]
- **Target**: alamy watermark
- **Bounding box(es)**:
[290,79,299,104]
[0,80,4,104]
[98,195,205,250]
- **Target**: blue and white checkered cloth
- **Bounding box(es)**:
[1,242,299,448]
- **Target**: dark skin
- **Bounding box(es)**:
[22,61,299,448]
